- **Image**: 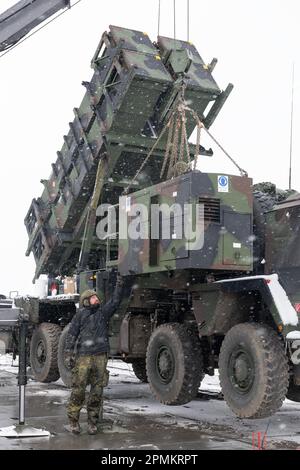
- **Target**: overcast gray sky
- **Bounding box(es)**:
[0,0,299,296]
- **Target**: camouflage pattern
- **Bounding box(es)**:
[118,170,253,279]
[253,181,296,202]
[24,25,231,281]
[79,289,98,307]
[22,24,298,348]
[18,24,300,408]
[67,353,109,424]
[265,192,300,310]
[156,36,233,133]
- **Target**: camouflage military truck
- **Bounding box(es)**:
[0,295,14,353]
[13,26,300,419]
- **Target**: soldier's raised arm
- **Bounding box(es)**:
[101,274,125,320]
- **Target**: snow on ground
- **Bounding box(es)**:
[1,353,300,447]
[104,359,300,447]
[107,359,140,383]
[107,357,221,391]
[0,353,18,374]
[29,388,70,397]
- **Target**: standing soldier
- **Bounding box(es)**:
[65,274,124,435]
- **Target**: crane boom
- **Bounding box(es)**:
[0,0,70,52]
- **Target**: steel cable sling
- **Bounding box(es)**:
[124,85,247,195]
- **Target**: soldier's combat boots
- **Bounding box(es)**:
[87,422,98,435]
[69,420,81,435]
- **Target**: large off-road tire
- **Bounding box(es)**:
[286,379,300,402]
[131,358,148,383]
[30,323,61,383]
[252,191,276,271]
[219,323,289,419]
[0,332,12,353]
[146,323,204,405]
[57,324,72,388]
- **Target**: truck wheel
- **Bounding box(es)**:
[219,323,289,419]
[146,323,204,405]
[57,324,72,388]
[30,323,61,383]
[286,381,300,402]
[253,191,276,272]
[131,358,148,383]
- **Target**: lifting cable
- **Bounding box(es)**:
[187,0,190,42]
[124,84,247,194]
[203,127,248,177]
[123,117,172,194]
[126,1,247,192]
[158,0,161,37]
[158,1,189,41]
[173,0,176,42]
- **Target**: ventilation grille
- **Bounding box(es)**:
[198,197,221,223]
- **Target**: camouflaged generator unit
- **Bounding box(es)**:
[116,171,253,276]
[19,26,300,421]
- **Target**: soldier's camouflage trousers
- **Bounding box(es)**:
[67,353,109,425]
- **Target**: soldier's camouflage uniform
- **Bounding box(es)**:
[65,282,123,427]
[67,353,109,425]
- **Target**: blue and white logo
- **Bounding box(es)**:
[218,175,229,192]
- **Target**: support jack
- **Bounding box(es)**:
[0,312,50,438]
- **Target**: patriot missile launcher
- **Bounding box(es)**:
[16,26,300,420]
[24,25,232,281]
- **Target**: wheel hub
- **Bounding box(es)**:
[36,341,46,365]
[229,349,254,393]
[156,346,175,384]
[234,356,249,381]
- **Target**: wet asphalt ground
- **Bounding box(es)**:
[0,361,300,451]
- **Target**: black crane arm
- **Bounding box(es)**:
[0,0,70,52]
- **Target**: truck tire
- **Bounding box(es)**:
[0,333,9,353]
[131,358,148,383]
[146,323,204,405]
[30,323,61,383]
[252,191,276,271]
[219,323,289,419]
[286,381,300,402]
[57,324,72,388]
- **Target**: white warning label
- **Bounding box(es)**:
[218,175,229,193]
